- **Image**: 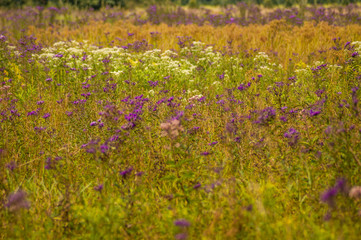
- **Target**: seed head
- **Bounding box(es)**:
[349,186,361,199]
[160,119,184,139]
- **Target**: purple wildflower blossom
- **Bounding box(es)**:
[120,167,133,177]
[5,189,30,212]
[284,128,300,146]
[351,52,359,57]
[309,109,321,116]
[321,187,338,207]
[6,161,17,171]
[174,219,190,227]
[208,141,218,146]
[94,184,103,192]
[175,233,188,240]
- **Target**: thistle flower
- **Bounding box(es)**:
[5,189,30,212]
[349,186,361,199]
[160,119,184,139]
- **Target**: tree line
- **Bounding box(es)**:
[0,0,358,9]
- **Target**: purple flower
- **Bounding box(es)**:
[238,82,251,91]
[226,122,238,134]
[320,178,348,207]
[174,219,190,227]
[48,6,59,11]
[100,144,109,153]
[193,183,201,189]
[321,187,338,207]
[208,141,218,146]
[0,35,6,42]
[335,178,348,194]
[5,189,30,212]
[284,128,298,138]
[245,204,253,211]
[200,151,210,156]
[280,116,287,122]
[309,109,321,117]
[175,233,188,240]
[351,52,359,58]
[94,184,103,192]
[90,121,97,126]
[45,156,61,170]
[120,167,133,177]
[6,161,17,171]
[148,81,158,87]
[254,107,276,125]
[27,111,38,116]
[284,128,300,146]
[43,113,50,119]
[323,212,332,221]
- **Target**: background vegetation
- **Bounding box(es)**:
[1,3,361,240]
[0,0,360,9]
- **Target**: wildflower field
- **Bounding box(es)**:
[2,3,361,239]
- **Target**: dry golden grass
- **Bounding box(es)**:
[28,19,361,67]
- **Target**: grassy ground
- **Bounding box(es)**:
[1,5,361,239]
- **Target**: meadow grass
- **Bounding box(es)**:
[1,5,361,240]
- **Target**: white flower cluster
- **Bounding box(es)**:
[352,41,361,52]
[32,40,201,79]
[253,52,270,64]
